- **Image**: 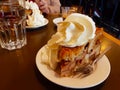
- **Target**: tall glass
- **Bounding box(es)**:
[61,6,78,20]
[0,0,27,50]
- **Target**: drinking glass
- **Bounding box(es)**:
[0,0,27,50]
[61,7,70,19]
[61,6,78,20]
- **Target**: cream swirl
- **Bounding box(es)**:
[48,13,96,47]
[25,0,45,26]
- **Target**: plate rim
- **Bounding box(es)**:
[36,45,111,89]
[26,18,49,29]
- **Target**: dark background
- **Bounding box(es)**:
[60,0,120,39]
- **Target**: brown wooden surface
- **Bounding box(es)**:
[0,15,120,90]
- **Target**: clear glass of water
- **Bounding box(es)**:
[61,7,70,20]
[61,6,78,20]
[0,0,27,50]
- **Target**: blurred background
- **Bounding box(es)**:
[60,0,120,39]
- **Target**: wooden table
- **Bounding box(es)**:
[0,15,120,90]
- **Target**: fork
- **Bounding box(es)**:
[73,46,111,78]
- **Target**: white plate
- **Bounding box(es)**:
[53,17,63,25]
[26,18,49,29]
[36,46,111,89]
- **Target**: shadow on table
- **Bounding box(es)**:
[26,25,48,32]
[34,65,106,90]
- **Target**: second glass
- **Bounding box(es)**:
[61,6,78,19]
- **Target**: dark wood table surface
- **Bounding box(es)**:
[0,15,120,90]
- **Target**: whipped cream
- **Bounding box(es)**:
[48,13,96,47]
[25,0,45,26]
[25,0,39,10]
